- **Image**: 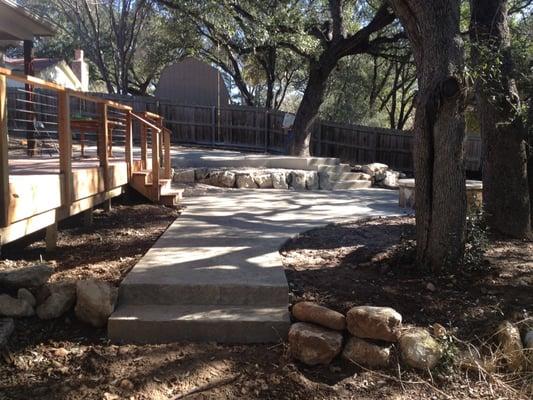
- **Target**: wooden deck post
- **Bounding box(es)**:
[164,128,171,179]
[125,111,133,178]
[152,129,160,201]
[57,90,73,206]
[140,124,147,169]
[0,75,9,227]
[45,222,58,253]
[98,103,110,190]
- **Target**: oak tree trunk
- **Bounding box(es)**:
[291,61,336,156]
[470,0,531,238]
[391,0,467,272]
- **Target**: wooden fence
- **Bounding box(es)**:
[92,93,482,172]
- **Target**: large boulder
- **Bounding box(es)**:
[0,318,14,348]
[254,173,273,189]
[342,336,392,368]
[173,169,195,183]
[292,302,345,331]
[0,264,53,288]
[75,280,118,327]
[272,172,289,189]
[17,288,36,307]
[288,322,343,365]
[36,284,76,320]
[0,294,34,317]
[377,170,401,189]
[361,163,388,177]
[346,306,402,342]
[496,321,525,370]
[290,171,307,191]
[399,328,442,370]
[236,173,258,189]
[305,171,319,190]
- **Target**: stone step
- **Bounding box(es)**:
[332,180,373,190]
[317,164,352,174]
[322,172,372,182]
[118,280,289,307]
[108,304,290,344]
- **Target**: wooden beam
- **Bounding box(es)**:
[0,75,8,227]
[57,90,72,206]
[98,103,110,190]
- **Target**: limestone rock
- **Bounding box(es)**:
[362,163,389,177]
[305,171,319,190]
[497,321,525,370]
[289,322,343,365]
[0,294,34,317]
[290,171,307,191]
[318,172,333,190]
[272,172,289,189]
[0,264,53,288]
[346,306,402,342]
[194,168,210,181]
[378,170,401,189]
[75,280,118,327]
[352,172,372,181]
[254,173,273,189]
[342,336,392,368]
[207,170,236,187]
[292,302,346,331]
[0,318,14,347]
[17,288,36,307]
[400,328,442,370]
[36,285,76,320]
[236,173,258,189]
[173,169,195,183]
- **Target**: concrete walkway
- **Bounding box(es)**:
[109,188,405,343]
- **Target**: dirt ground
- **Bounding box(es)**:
[0,200,532,400]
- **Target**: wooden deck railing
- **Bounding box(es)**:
[0,67,171,228]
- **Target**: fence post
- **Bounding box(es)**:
[57,90,73,206]
[264,110,269,153]
[0,75,9,227]
[211,106,216,145]
[98,103,110,190]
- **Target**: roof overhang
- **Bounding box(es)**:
[0,0,55,41]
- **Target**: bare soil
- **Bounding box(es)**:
[0,206,531,399]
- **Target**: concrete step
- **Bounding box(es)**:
[118,280,289,307]
[322,172,372,182]
[108,304,290,344]
[317,164,351,174]
[332,180,373,190]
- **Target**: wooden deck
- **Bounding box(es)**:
[0,67,176,247]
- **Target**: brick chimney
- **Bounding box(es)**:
[71,49,89,91]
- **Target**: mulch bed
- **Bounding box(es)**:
[0,207,531,399]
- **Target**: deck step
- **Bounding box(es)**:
[108,304,290,344]
[130,173,181,206]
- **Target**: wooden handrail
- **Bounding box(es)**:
[131,112,162,132]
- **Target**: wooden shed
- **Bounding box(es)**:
[155,57,230,107]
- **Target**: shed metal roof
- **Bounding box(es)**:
[0,0,55,41]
